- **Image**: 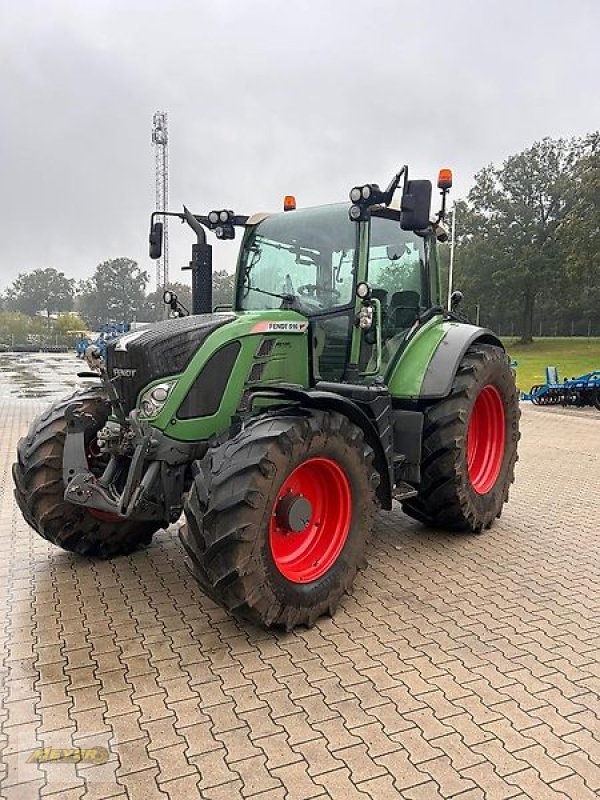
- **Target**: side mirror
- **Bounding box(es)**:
[149,221,163,260]
[400,180,432,231]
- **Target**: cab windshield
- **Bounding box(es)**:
[236,204,357,315]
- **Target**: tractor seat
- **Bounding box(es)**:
[371,288,389,307]
[389,290,420,330]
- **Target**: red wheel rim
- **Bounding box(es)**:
[269,457,352,584]
[85,439,124,523]
[467,384,506,495]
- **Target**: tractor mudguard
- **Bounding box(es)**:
[387,319,504,401]
[420,324,504,400]
[249,383,394,509]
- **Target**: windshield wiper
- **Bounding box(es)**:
[246,285,296,304]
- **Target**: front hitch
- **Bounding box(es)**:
[62,401,157,519]
[62,403,100,485]
[62,401,125,516]
[62,402,197,523]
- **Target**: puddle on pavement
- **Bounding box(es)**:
[0,353,96,400]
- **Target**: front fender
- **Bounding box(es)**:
[249,384,394,510]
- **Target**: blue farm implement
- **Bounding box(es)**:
[522,367,600,410]
[75,323,130,360]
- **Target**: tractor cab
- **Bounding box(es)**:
[234,202,438,383]
[149,165,447,391]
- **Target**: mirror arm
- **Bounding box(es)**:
[437,188,449,223]
[183,205,207,245]
[383,165,408,205]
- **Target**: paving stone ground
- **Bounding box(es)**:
[0,396,599,799]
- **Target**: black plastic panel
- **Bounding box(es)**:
[420,325,503,399]
[177,340,241,419]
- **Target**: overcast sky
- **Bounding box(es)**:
[1,0,599,292]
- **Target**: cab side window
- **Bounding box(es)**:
[367,217,427,370]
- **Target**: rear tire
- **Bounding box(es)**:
[13,388,160,558]
[402,344,520,532]
[180,409,379,629]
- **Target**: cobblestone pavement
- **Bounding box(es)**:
[1,398,599,799]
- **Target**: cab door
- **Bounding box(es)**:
[358,212,429,378]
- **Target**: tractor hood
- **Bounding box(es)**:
[105,313,236,414]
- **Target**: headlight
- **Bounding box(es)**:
[139,381,176,418]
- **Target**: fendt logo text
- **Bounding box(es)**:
[113,367,137,378]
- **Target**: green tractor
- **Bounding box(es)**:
[13,166,519,629]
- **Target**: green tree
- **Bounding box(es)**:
[78,258,148,327]
[6,268,74,319]
[54,312,89,335]
[458,137,585,342]
[0,311,32,344]
[558,132,600,335]
[213,270,235,308]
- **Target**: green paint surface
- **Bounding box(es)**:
[147,310,310,441]
[386,317,453,399]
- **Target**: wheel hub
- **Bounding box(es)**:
[269,456,352,584]
[275,493,313,533]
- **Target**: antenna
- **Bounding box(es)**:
[151,111,169,290]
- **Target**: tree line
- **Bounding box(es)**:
[1,131,599,344]
[453,132,600,342]
[0,259,235,342]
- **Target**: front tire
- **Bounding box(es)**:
[402,344,520,532]
[13,388,160,558]
[180,410,379,630]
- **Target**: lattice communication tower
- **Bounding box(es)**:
[152,111,169,289]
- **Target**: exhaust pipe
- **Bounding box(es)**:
[182,206,213,314]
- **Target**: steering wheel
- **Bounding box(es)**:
[297,283,341,300]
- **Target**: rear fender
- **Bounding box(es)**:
[387,319,504,401]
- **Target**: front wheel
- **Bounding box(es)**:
[180,410,379,629]
[402,344,520,532]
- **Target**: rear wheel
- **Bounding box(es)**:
[180,410,379,629]
[13,388,160,558]
[402,344,520,532]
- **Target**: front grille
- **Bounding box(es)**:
[105,313,235,413]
